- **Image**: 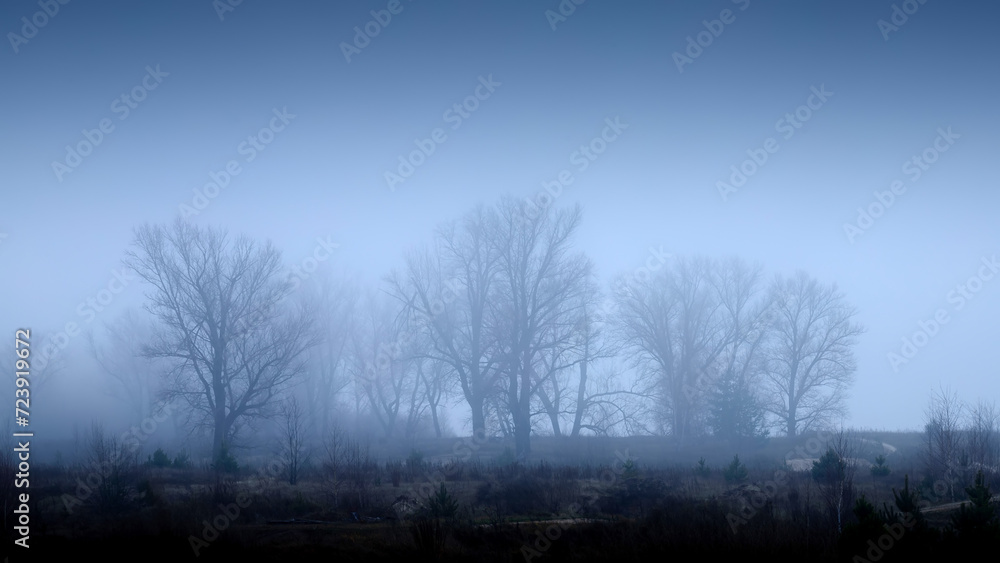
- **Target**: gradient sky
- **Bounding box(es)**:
[2,0,998,436]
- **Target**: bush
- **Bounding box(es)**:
[951,470,1000,542]
[212,443,239,474]
[149,448,171,468]
[172,451,190,469]
[695,456,711,477]
[428,483,459,519]
[476,474,546,516]
[406,449,425,477]
[723,455,748,484]
[811,448,845,485]
[83,423,144,513]
[870,454,891,477]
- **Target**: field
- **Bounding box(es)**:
[9,430,998,561]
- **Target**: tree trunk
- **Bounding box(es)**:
[514,410,531,458]
[571,353,588,437]
[213,378,227,464]
[470,399,486,437]
[430,402,441,438]
[514,363,532,458]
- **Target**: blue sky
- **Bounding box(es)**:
[2,0,998,434]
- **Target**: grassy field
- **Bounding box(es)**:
[10,430,999,561]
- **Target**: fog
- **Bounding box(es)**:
[2,0,999,468]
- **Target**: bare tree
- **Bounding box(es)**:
[530,315,581,436]
[494,197,593,456]
[612,256,738,443]
[82,422,144,513]
[923,386,966,501]
[124,219,318,464]
[705,258,773,440]
[386,204,505,437]
[967,399,999,475]
[812,428,859,534]
[348,289,415,439]
[533,283,640,437]
[571,362,652,437]
[403,354,452,438]
[764,271,864,437]
[417,356,452,438]
[278,396,310,485]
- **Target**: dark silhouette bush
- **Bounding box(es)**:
[149,448,171,468]
[723,455,748,484]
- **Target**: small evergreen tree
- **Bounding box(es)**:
[149,448,171,468]
[428,483,459,519]
[951,470,999,542]
[694,456,711,477]
[811,448,846,485]
[838,494,888,558]
[723,455,749,484]
[707,369,769,442]
[870,453,891,477]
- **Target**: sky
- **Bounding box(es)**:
[1,0,998,437]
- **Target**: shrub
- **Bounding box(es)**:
[149,448,171,468]
[811,448,846,485]
[428,483,459,519]
[172,451,190,469]
[870,454,891,477]
[406,449,424,479]
[212,443,239,474]
[951,470,1000,541]
[83,423,144,513]
[475,474,545,516]
[723,455,748,484]
[695,456,711,477]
